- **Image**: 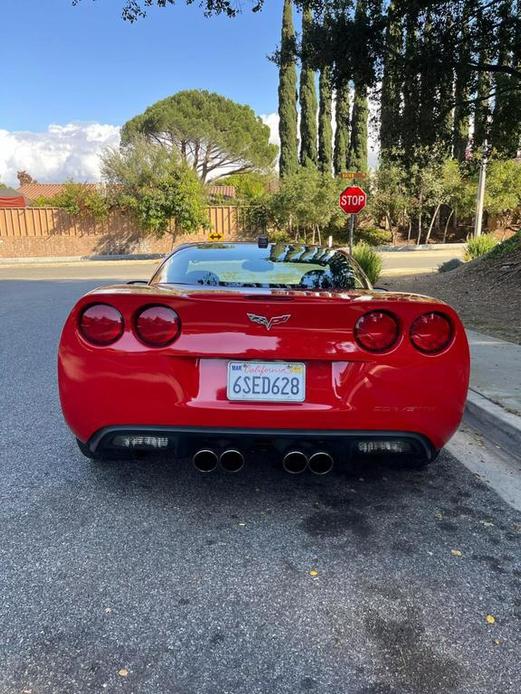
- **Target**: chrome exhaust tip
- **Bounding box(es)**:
[192,449,218,473]
[282,450,308,474]
[220,449,245,473]
[308,451,334,475]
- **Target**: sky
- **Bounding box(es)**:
[0,0,284,186]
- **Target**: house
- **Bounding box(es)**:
[18,182,237,204]
[0,186,27,208]
[17,182,100,204]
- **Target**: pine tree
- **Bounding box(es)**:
[318,66,333,173]
[334,80,350,176]
[348,83,368,172]
[379,1,403,160]
[299,6,318,167]
[278,0,299,177]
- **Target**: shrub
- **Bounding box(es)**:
[356,226,392,246]
[464,234,498,261]
[352,243,383,285]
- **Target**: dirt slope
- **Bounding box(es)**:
[382,233,521,344]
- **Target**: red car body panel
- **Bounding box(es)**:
[58,283,470,452]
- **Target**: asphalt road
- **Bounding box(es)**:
[0,245,465,282]
[1,276,521,694]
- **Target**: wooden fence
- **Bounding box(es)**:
[0,206,241,258]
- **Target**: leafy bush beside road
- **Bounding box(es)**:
[465,235,498,261]
[352,243,382,285]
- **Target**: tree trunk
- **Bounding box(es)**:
[425,203,441,244]
[443,209,454,243]
[416,193,423,245]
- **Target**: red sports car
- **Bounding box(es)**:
[58,241,470,474]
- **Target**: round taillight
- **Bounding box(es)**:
[354,310,400,352]
[79,304,124,345]
[410,312,453,353]
[135,305,180,347]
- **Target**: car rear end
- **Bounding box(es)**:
[58,275,469,470]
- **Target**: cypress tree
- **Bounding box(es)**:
[299,6,318,167]
[348,83,368,172]
[401,3,421,166]
[473,45,492,151]
[490,1,521,157]
[452,1,473,160]
[318,65,333,173]
[334,80,350,176]
[379,1,403,160]
[278,0,299,177]
[348,0,370,173]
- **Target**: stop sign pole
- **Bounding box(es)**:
[339,185,367,254]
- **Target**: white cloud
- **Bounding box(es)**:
[0,122,121,187]
[261,112,280,146]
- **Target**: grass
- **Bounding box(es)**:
[464,234,498,261]
[352,242,383,285]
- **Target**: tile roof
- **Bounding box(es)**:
[206,185,236,199]
[18,183,99,201]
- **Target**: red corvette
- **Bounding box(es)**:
[58,241,469,474]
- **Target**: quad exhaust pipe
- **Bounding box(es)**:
[282,450,334,475]
[192,448,333,475]
[219,449,245,473]
[192,448,245,473]
[192,449,219,473]
[308,451,334,475]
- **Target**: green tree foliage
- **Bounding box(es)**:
[73,0,261,21]
[379,1,403,160]
[121,90,276,183]
[318,65,333,173]
[490,1,521,158]
[218,172,274,201]
[269,166,341,242]
[278,0,299,177]
[33,183,109,221]
[452,1,474,160]
[333,80,350,176]
[102,138,208,238]
[348,83,368,173]
[299,6,318,167]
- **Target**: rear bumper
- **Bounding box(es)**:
[87,425,437,461]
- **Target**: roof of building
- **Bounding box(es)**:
[19,182,237,201]
[0,186,27,207]
[18,183,99,201]
[206,185,236,199]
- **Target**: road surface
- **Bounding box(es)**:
[0,245,465,282]
[0,273,519,694]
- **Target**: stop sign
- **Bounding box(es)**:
[339,185,367,214]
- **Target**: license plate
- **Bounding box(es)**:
[227,361,306,402]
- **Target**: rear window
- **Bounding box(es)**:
[151,244,370,290]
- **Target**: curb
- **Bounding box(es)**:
[376,243,466,252]
[464,389,521,461]
[0,253,165,265]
